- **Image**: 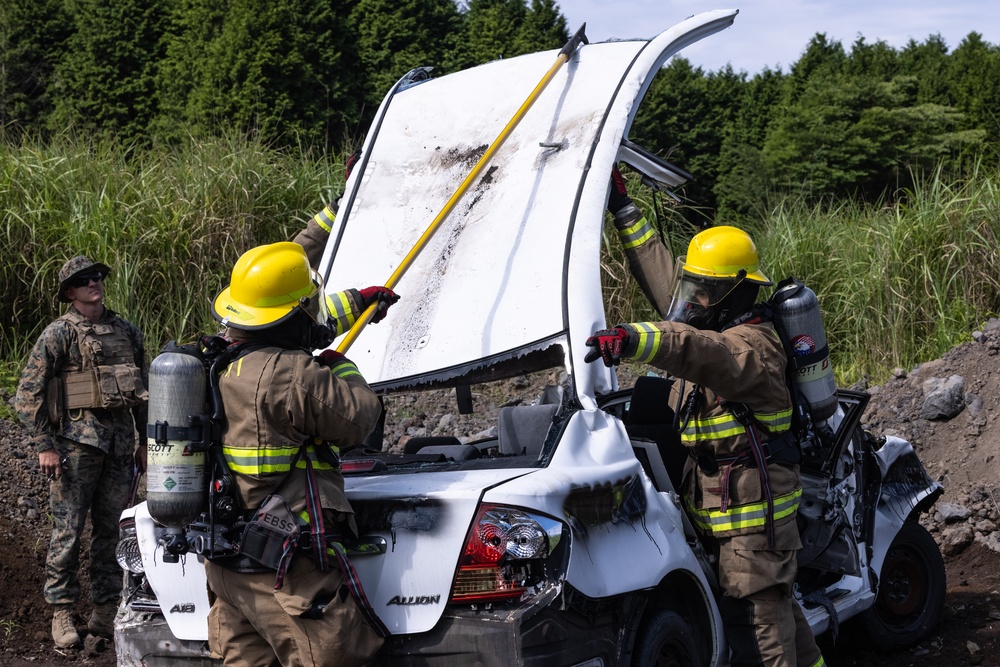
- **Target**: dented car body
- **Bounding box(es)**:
[116,9,945,666]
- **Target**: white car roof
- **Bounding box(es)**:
[319,9,738,407]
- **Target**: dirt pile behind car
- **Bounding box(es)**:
[2,322,1000,665]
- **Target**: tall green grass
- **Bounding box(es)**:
[3,135,998,395]
[2,131,348,368]
[758,160,1000,384]
[600,161,1000,385]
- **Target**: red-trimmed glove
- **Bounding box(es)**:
[584,326,631,366]
[317,349,346,367]
[346,149,360,180]
[358,286,400,324]
[608,165,633,215]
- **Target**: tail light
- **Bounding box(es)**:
[116,517,144,573]
[450,504,563,603]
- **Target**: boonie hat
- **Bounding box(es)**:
[57,255,111,302]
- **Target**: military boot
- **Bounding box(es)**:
[88,601,118,637]
[51,605,80,648]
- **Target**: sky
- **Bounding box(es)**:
[558,1,998,74]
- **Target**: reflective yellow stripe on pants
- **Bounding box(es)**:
[686,487,802,534]
[222,443,341,475]
[680,407,792,445]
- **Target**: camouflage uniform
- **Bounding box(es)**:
[15,256,148,609]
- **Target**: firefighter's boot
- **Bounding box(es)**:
[51,605,80,648]
[88,601,118,637]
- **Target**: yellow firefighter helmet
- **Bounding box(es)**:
[213,242,328,330]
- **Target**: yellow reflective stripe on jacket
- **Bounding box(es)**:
[325,290,357,337]
[222,443,341,475]
[310,204,337,234]
[628,322,662,363]
[327,357,362,379]
[687,487,802,534]
[680,407,793,445]
[223,358,246,378]
[616,216,655,250]
[807,656,826,667]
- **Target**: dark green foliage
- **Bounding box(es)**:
[714,67,786,218]
[949,33,1000,144]
[445,0,567,72]
[700,31,991,214]
[845,37,900,80]
[762,56,985,201]
[349,0,459,118]
[898,35,952,106]
[152,0,361,147]
[48,0,166,146]
[0,2,997,216]
[631,58,744,218]
[0,0,72,136]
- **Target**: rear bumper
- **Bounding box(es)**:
[115,606,219,667]
[372,586,634,667]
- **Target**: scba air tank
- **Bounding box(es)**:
[771,279,838,421]
[145,347,208,529]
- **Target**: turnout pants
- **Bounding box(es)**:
[206,555,383,667]
[716,533,825,667]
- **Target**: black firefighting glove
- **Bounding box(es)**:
[358,286,400,324]
[607,165,633,216]
[584,326,632,367]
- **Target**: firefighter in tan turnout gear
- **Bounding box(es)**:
[584,170,826,667]
[205,241,397,667]
[15,255,148,649]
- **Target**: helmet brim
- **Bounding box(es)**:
[213,285,303,329]
[679,255,772,286]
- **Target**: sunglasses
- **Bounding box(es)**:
[70,271,104,288]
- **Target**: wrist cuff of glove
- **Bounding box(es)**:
[613,203,642,230]
[345,288,363,309]
[617,324,641,359]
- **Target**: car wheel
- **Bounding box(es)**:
[863,519,945,650]
[632,609,702,667]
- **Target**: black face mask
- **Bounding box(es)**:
[305,320,336,350]
[675,278,760,331]
[251,310,334,351]
[680,301,716,330]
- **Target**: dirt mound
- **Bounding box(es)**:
[3,322,1000,665]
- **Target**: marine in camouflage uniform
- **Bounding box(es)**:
[14,256,148,648]
[584,172,825,667]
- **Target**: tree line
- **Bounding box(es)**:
[0,0,568,150]
[1,0,997,218]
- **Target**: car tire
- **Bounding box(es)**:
[862,519,945,650]
[632,609,702,667]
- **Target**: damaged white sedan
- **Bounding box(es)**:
[116,8,944,666]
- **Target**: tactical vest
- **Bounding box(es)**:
[57,310,147,412]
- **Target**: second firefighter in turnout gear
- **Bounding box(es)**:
[585,169,825,667]
[206,241,397,667]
